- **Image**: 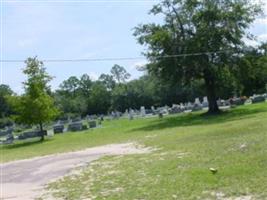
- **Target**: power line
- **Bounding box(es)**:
[0,50,234,63]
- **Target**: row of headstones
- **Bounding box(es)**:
[125,98,208,120]
[228,94,267,106]
[53,120,99,134]
[0,128,48,145]
[126,93,267,120]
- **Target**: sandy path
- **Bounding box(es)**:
[0,143,151,200]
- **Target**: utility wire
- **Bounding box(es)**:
[0,50,234,63]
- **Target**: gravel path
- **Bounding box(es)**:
[0,143,151,200]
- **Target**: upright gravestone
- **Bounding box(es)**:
[251,95,266,104]
[165,105,169,115]
[186,102,193,110]
[140,106,146,117]
[89,121,97,128]
[67,122,83,132]
[129,109,134,120]
[193,98,203,111]
[180,103,185,111]
[195,98,201,106]
[151,106,156,115]
[202,96,209,107]
[53,124,64,134]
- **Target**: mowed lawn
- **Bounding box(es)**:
[2,103,267,199]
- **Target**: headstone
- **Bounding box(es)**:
[195,98,201,106]
[192,98,203,111]
[53,124,64,134]
[251,95,265,104]
[186,102,193,110]
[1,134,14,144]
[216,99,222,107]
[89,121,97,128]
[18,130,47,140]
[67,122,83,132]
[224,99,231,106]
[0,128,12,137]
[202,96,209,107]
[0,128,14,144]
[230,97,245,106]
[140,106,146,117]
[169,104,182,114]
[180,103,185,111]
[128,109,134,120]
[151,106,157,115]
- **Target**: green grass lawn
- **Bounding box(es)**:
[2,103,267,199]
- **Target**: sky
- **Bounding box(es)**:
[0,0,267,94]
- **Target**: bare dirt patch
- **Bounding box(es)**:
[0,143,153,200]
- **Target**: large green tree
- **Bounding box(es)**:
[134,0,262,113]
[12,57,58,141]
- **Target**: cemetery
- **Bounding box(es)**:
[1,93,266,146]
[1,0,267,199]
[1,101,267,200]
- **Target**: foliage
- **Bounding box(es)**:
[110,64,131,83]
[9,57,59,140]
[99,73,116,90]
[88,81,111,114]
[0,84,14,118]
[134,0,262,113]
[234,45,267,96]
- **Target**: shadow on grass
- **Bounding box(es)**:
[1,137,53,150]
[130,103,267,132]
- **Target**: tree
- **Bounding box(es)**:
[12,57,58,141]
[110,64,131,83]
[234,45,267,96]
[79,74,93,96]
[0,84,14,118]
[134,0,262,114]
[59,76,80,97]
[88,81,111,114]
[99,74,116,90]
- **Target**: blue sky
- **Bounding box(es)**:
[1,0,267,94]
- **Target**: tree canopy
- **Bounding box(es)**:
[10,57,58,140]
[134,0,262,113]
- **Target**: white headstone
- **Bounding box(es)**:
[140,106,146,117]
[195,98,201,106]
[203,96,209,107]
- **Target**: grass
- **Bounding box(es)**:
[2,102,267,199]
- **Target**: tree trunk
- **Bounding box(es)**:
[204,70,220,114]
[39,122,44,141]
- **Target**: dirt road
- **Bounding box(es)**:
[0,143,151,200]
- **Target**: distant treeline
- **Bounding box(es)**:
[1,49,266,121]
